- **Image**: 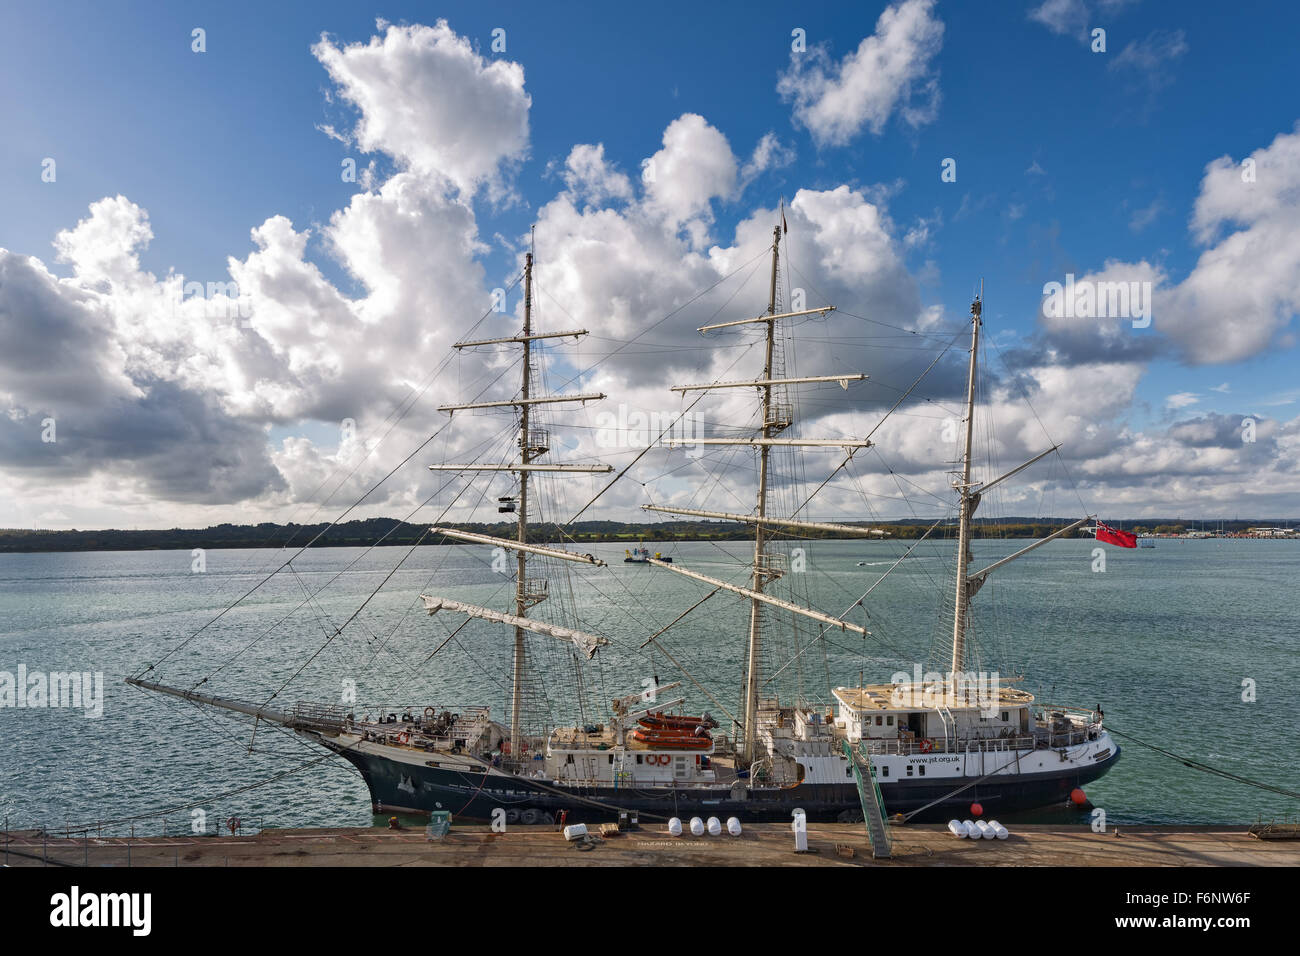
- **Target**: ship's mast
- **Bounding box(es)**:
[131,239,619,757]
[424,243,613,758]
[741,226,781,764]
[511,251,534,756]
[648,217,876,759]
[950,286,982,674]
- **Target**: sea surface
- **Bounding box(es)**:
[1,537,1296,834]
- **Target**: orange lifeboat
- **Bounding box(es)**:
[631,726,713,750]
[638,711,718,731]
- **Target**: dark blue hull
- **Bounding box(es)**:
[323,738,1120,824]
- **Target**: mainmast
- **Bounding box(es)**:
[511,251,534,756]
[950,287,982,674]
[646,214,876,762]
[740,226,781,764]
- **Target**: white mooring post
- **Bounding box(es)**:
[792,809,808,852]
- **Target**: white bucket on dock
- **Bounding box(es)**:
[562,823,588,841]
[976,820,995,839]
[990,820,1009,840]
[962,820,979,838]
[726,817,742,836]
[706,816,722,836]
[689,817,705,836]
[667,817,683,836]
[948,819,966,838]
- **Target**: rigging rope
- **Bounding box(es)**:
[1105,726,1300,800]
[136,279,524,682]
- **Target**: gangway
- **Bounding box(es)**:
[843,740,892,859]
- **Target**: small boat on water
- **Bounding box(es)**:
[625,545,672,564]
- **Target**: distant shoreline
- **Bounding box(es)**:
[1,518,1293,554]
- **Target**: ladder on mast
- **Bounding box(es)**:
[843,740,893,859]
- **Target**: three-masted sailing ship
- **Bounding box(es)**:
[129,225,1119,832]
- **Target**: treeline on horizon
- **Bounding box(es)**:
[0,517,1280,553]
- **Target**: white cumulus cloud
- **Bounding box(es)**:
[313,19,531,198]
[777,0,944,147]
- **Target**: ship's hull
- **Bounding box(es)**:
[321,737,1120,824]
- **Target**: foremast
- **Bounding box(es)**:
[427,248,614,758]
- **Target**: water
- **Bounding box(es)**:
[1,538,1295,833]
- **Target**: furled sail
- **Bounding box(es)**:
[420,595,611,659]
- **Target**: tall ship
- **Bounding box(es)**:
[129,224,1119,837]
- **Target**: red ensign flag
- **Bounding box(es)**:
[1095,522,1137,548]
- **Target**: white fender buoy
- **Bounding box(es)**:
[726,817,742,836]
[948,819,966,838]
[706,816,722,836]
[562,823,588,841]
[667,817,682,836]
[689,816,705,836]
[991,820,1009,840]
[962,819,979,838]
[976,820,995,839]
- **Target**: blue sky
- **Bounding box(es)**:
[2,0,1299,527]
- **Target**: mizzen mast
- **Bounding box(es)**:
[944,285,1095,674]
[950,288,982,675]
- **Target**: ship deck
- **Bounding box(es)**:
[833,682,1037,711]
